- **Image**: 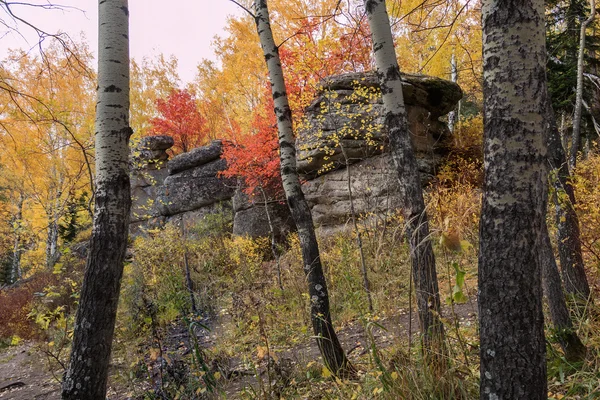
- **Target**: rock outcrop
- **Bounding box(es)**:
[297,72,462,230]
[130,136,173,227]
[232,191,296,242]
[297,72,462,180]
[130,139,235,233]
[130,72,462,234]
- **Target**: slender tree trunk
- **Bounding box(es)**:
[46,212,59,269]
[258,187,284,291]
[570,0,596,169]
[181,217,198,315]
[539,220,586,362]
[11,193,24,283]
[62,1,131,398]
[547,102,591,301]
[364,0,445,359]
[448,52,458,133]
[253,0,353,377]
[340,145,373,314]
[479,1,548,398]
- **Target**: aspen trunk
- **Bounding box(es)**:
[364,0,445,359]
[11,193,24,283]
[479,1,548,398]
[539,221,586,362]
[570,0,596,169]
[547,102,591,301]
[62,1,131,398]
[254,0,353,377]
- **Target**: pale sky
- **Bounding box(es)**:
[0,1,243,83]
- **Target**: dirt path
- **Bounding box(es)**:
[0,301,478,399]
[0,343,60,400]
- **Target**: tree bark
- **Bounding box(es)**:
[11,193,24,283]
[547,101,591,301]
[62,1,131,398]
[253,0,353,378]
[479,1,548,398]
[570,0,596,169]
[539,220,586,362]
[364,0,445,359]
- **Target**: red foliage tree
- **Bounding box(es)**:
[149,89,208,154]
[221,95,283,201]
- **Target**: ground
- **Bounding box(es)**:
[0,301,477,399]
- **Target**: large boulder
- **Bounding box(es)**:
[232,190,296,243]
[302,154,401,229]
[168,140,224,175]
[130,135,174,224]
[157,141,236,217]
[297,72,461,179]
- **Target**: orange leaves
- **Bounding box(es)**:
[149,89,208,154]
[221,95,283,201]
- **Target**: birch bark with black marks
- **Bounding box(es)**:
[62,1,131,398]
[364,0,445,359]
[547,101,591,302]
[253,0,353,377]
[570,0,596,169]
[479,0,548,398]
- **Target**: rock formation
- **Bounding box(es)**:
[130,72,462,234]
[297,72,462,230]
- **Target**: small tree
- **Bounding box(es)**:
[149,88,208,154]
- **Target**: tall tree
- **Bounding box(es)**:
[363,0,445,361]
[251,0,354,377]
[148,88,208,154]
[62,1,131,398]
[547,102,591,301]
[478,0,548,398]
[570,0,596,168]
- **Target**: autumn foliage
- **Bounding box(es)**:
[149,88,208,154]
[221,96,283,201]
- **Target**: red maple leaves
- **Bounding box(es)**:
[221,95,283,201]
[149,89,208,154]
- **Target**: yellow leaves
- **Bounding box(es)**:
[322,366,332,378]
[256,345,268,360]
[149,347,161,361]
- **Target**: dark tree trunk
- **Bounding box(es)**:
[539,221,586,362]
[547,103,591,302]
[253,0,353,377]
[364,0,445,360]
[479,1,548,398]
[62,1,131,398]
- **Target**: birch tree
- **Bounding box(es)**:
[363,0,445,360]
[251,0,354,377]
[62,1,132,398]
[479,0,548,398]
[570,0,596,169]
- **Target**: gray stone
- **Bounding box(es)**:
[297,71,460,179]
[302,154,402,229]
[158,158,236,216]
[139,135,175,151]
[232,190,295,242]
[311,72,462,116]
[168,140,224,175]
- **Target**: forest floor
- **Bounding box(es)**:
[0,301,477,399]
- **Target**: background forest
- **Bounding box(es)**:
[0,0,599,399]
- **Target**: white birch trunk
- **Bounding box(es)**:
[570,0,596,169]
[254,0,353,377]
[62,1,131,398]
[364,0,445,360]
[479,0,548,397]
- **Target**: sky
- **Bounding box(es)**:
[0,0,243,83]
